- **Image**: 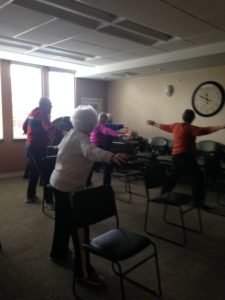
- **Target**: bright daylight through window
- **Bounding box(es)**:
[49,70,75,122]
[10,64,42,139]
[0,97,2,139]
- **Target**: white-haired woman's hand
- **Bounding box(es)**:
[111,153,129,165]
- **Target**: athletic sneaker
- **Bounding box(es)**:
[26,196,38,203]
[44,201,55,210]
[78,272,104,287]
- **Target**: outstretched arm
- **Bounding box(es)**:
[208,125,225,133]
[146,120,160,128]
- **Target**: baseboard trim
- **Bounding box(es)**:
[0,171,23,179]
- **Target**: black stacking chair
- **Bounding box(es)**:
[112,163,144,203]
[41,155,57,218]
[150,137,168,156]
[144,163,203,246]
[204,155,225,216]
[72,185,162,300]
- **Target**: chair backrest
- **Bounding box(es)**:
[41,155,57,184]
[144,163,169,189]
[204,154,222,180]
[150,137,168,155]
[197,140,218,154]
[167,140,173,153]
[72,185,118,229]
[151,137,168,147]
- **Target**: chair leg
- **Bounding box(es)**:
[217,192,225,206]
[163,205,187,245]
[125,177,132,203]
[72,274,82,300]
[163,205,203,234]
[112,246,162,298]
[112,262,126,300]
[145,201,187,246]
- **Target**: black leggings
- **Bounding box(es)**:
[50,189,90,277]
[161,153,205,204]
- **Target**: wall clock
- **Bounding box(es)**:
[192,81,225,117]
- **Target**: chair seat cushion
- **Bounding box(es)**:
[82,229,151,261]
[151,192,192,206]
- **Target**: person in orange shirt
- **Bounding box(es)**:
[146,109,225,209]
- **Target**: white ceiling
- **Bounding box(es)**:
[1,0,225,80]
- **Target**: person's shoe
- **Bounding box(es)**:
[25,196,38,203]
[78,272,105,287]
[50,249,73,263]
[44,201,55,210]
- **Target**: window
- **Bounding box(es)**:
[0,91,2,140]
[48,70,75,122]
[10,64,42,139]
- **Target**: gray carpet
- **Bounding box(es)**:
[0,174,225,300]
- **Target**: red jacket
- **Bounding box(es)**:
[23,107,61,147]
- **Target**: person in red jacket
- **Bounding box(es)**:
[23,97,62,204]
[146,109,225,209]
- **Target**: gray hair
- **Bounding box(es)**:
[70,105,98,134]
[39,97,51,107]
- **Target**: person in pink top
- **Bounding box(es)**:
[146,109,225,209]
[90,112,126,185]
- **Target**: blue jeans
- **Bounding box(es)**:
[25,145,46,199]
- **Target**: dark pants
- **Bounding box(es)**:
[50,189,90,277]
[25,145,46,199]
[161,153,205,204]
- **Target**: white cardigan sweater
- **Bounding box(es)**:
[50,129,113,192]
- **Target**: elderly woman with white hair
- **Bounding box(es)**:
[49,105,128,286]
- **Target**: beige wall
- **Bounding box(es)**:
[75,78,107,109]
[107,65,225,144]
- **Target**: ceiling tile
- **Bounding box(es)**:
[186,30,225,45]
[0,4,52,28]
[19,19,89,40]
[106,52,139,61]
[54,38,123,57]
[19,31,63,45]
[162,19,215,38]
[126,47,166,56]
[166,0,225,19]
[0,21,28,37]
[156,39,195,51]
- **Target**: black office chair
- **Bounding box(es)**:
[72,185,162,300]
[144,163,203,246]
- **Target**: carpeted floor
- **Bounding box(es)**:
[0,173,225,300]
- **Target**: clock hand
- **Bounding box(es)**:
[199,95,211,103]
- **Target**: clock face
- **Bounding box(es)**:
[192,81,225,117]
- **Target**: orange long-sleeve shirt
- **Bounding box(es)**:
[159,123,214,155]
